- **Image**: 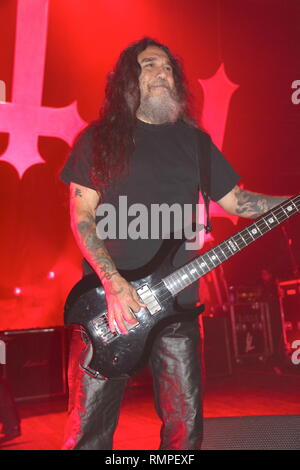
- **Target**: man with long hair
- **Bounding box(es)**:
[60,37,287,450]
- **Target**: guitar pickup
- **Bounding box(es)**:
[136,284,162,315]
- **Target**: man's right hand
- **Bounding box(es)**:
[102,273,147,334]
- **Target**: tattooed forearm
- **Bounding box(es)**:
[75,188,83,197]
[75,213,119,284]
[233,187,288,218]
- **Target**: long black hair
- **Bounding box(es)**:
[90,37,197,190]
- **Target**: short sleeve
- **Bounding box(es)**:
[209,142,240,201]
[60,124,97,190]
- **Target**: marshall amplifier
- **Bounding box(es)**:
[0,327,67,401]
[229,302,273,364]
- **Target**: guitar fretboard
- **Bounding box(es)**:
[163,195,300,296]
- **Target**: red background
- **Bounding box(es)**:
[0,0,299,330]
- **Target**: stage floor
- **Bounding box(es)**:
[1,364,300,450]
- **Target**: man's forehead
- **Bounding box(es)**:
[138,45,170,64]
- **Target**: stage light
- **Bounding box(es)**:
[14,287,22,295]
[48,271,55,279]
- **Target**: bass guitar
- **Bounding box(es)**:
[64,195,299,379]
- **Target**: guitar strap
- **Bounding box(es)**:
[195,129,212,234]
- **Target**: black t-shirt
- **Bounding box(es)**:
[60,119,239,305]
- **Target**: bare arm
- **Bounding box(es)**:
[70,182,145,334]
[217,185,289,218]
[70,183,118,282]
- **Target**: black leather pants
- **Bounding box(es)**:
[62,317,203,450]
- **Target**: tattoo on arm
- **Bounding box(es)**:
[233,187,288,218]
[77,213,121,287]
[74,188,83,198]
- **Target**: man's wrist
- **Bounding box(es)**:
[100,270,122,285]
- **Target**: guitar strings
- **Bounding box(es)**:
[143,195,300,309]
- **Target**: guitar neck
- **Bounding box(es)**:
[163,194,300,296]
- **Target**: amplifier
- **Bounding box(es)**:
[229,302,273,363]
[0,327,67,401]
[277,278,300,329]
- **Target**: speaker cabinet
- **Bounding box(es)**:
[0,327,67,401]
[229,302,273,363]
[278,279,300,329]
[202,415,300,450]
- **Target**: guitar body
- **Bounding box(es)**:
[64,237,204,379]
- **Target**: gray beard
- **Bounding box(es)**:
[137,90,182,124]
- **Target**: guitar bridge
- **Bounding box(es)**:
[90,313,117,344]
[137,284,162,315]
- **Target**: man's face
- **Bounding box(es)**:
[137,45,175,100]
[136,45,181,124]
